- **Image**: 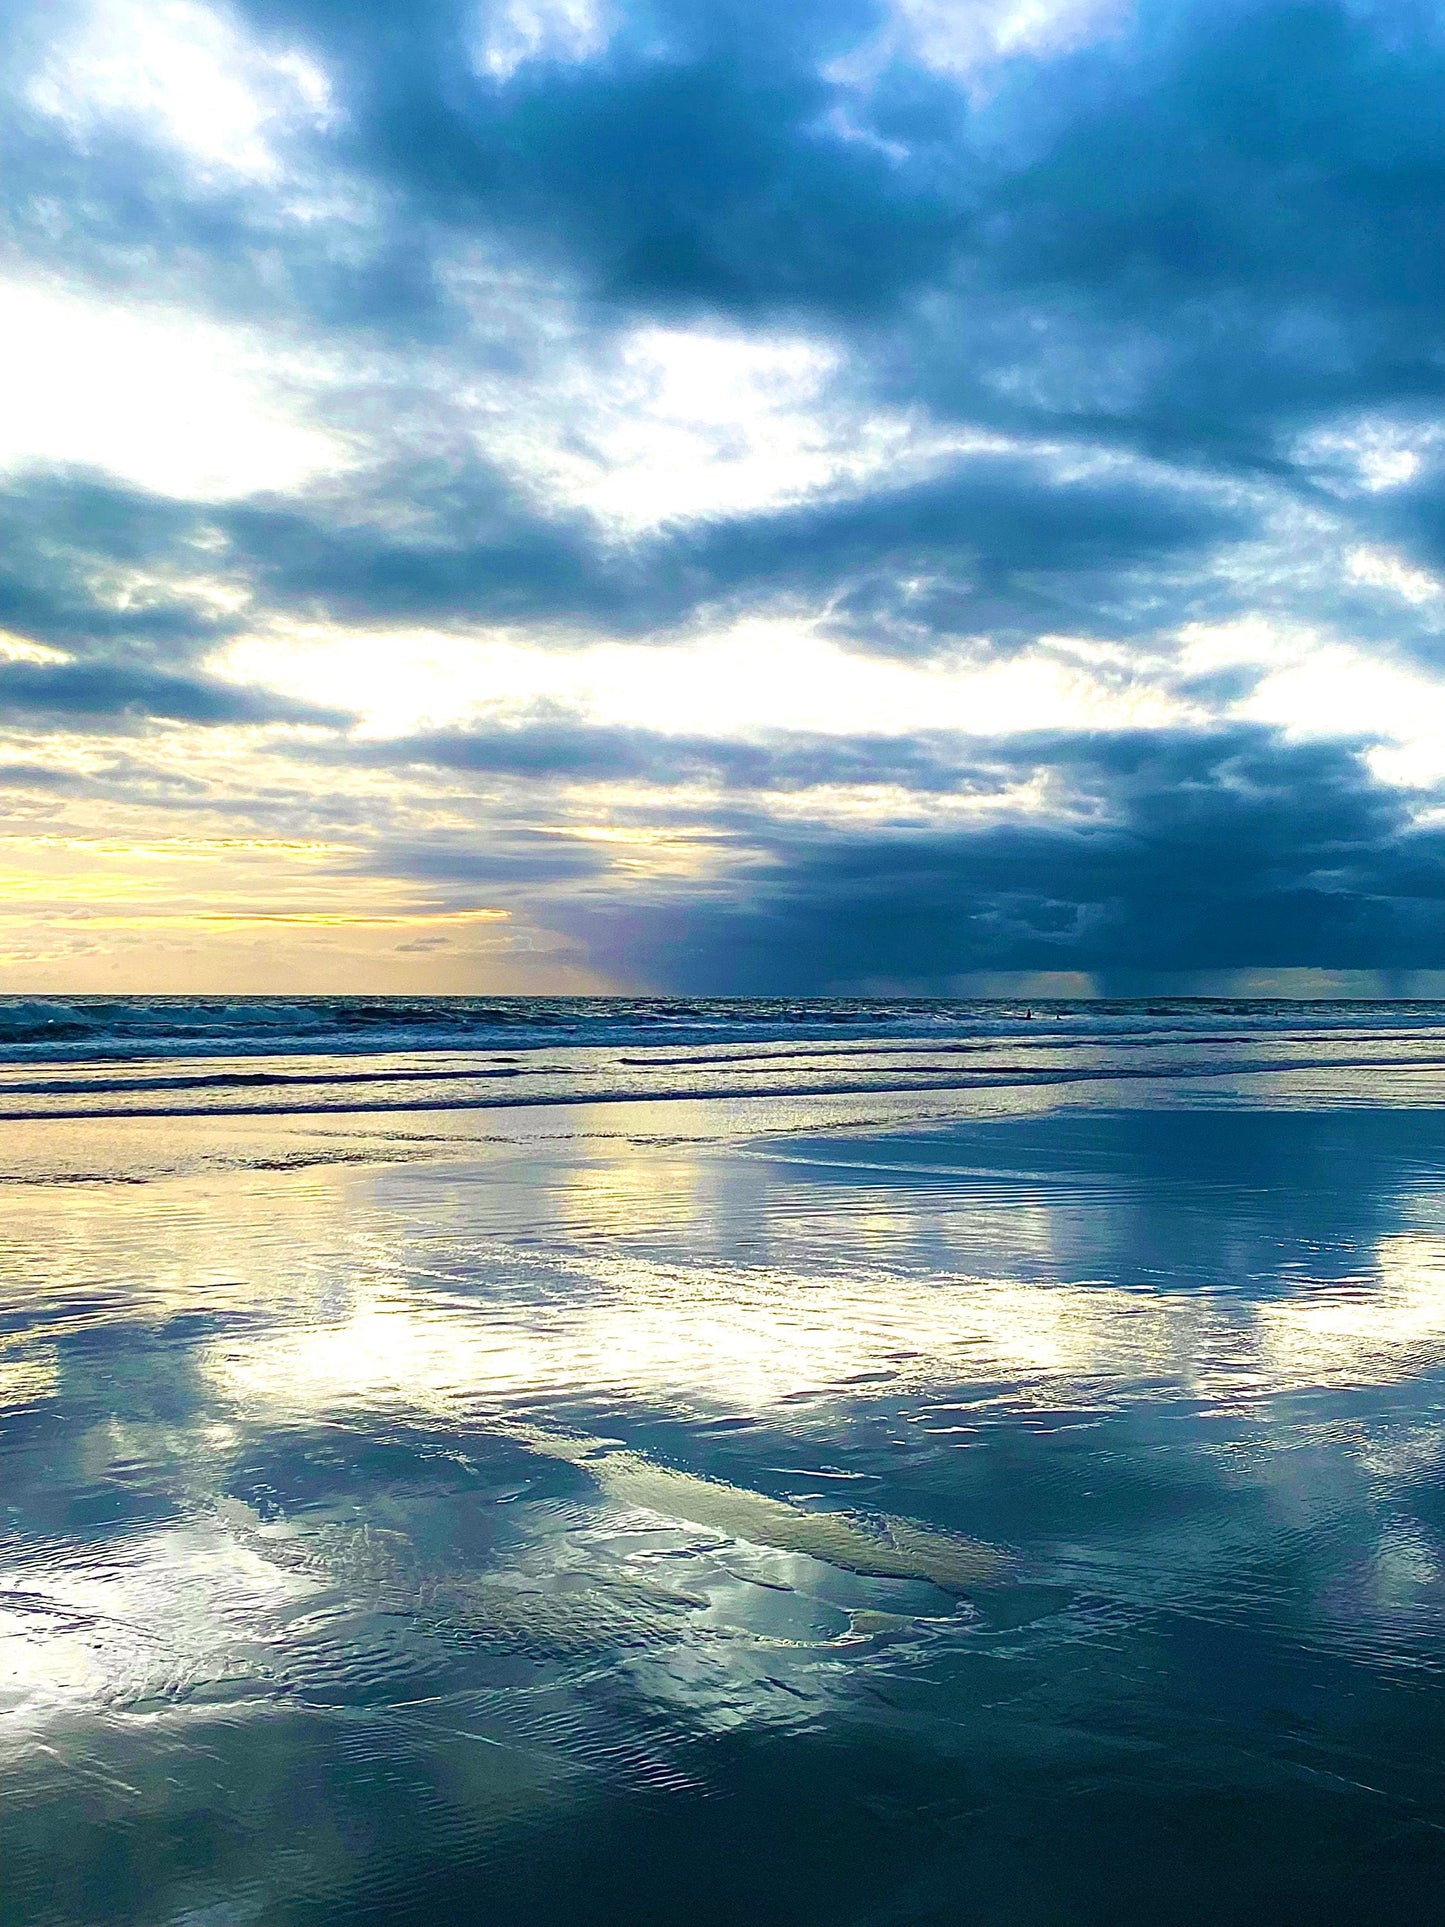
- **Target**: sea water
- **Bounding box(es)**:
[3,999,1445,1924]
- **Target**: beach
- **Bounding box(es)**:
[5,998,1445,1924]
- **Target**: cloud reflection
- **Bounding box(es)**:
[9,1096,1445,1922]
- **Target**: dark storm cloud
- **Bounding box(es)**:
[0,658,348,728]
[683,453,1244,648]
[0,475,238,658]
[0,474,343,728]
[536,727,1445,992]
[339,719,1445,990]
[9,0,1445,445]
[0,450,1226,671]
[1,0,954,334]
[148,0,1445,470]
[218,467,634,630]
[941,2,1445,462]
[211,0,1445,446]
[224,0,964,318]
[215,445,1237,646]
[338,715,1011,790]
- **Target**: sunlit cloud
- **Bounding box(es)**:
[1203,633,1445,789]
[0,278,348,499]
[477,325,989,530]
[25,0,334,183]
[1345,546,1442,605]
[827,0,1133,114]
[1176,616,1445,789]
[1295,416,1440,496]
[472,0,614,82]
[222,619,1196,739]
[891,0,1132,75]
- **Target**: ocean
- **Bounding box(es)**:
[4,998,1445,1924]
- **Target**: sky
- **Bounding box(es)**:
[8,0,1445,995]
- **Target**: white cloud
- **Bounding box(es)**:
[1359,447,1423,491]
[455,318,998,530]
[1346,545,1442,605]
[825,0,1131,110]
[473,0,612,81]
[1297,416,1440,496]
[26,0,334,183]
[1177,616,1317,676]
[0,277,348,499]
[1183,618,1445,789]
[892,0,1131,74]
[221,617,1195,741]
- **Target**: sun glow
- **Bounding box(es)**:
[0,277,347,499]
[221,618,1196,739]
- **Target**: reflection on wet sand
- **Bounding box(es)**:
[7,1092,1445,1924]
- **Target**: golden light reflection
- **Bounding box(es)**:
[9,1142,1445,1757]
[184,1186,1445,1425]
[0,1134,1199,1413]
[197,1254,1218,1420]
[0,1165,415,1326]
[0,1347,58,1410]
[8,1116,1445,1435]
[1257,1233,1445,1385]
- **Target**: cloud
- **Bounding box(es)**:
[0,275,348,501]
[340,714,1013,789]
[0,473,345,727]
[0,473,244,658]
[894,2,1445,467]
[0,657,348,727]
[682,448,1244,648]
[7,0,1445,985]
[0,762,91,793]
[536,726,1445,992]
[25,0,334,186]
[191,438,1238,657]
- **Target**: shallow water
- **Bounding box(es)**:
[6,1006,1445,1923]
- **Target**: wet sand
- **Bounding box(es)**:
[5,1064,1445,1923]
